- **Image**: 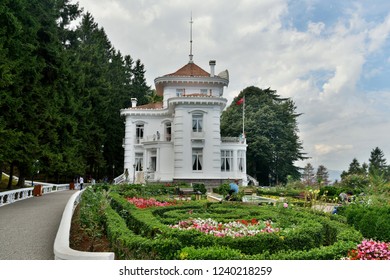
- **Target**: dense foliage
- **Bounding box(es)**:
[0,0,150,187]
[338,204,390,242]
[221,86,305,185]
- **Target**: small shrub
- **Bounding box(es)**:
[192,183,207,194]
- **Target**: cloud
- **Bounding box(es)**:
[314,144,354,156]
[74,0,390,171]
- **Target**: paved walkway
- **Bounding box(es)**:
[0,190,77,260]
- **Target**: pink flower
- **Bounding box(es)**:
[347,239,390,260]
[283,203,288,208]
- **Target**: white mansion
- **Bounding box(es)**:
[120,58,247,186]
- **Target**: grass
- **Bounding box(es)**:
[0,173,19,192]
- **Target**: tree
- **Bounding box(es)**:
[131,59,150,105]
[302,163,315,186]
[316,165,330,186]
[341,158,367,179]
[0,1,150,184]
[221,86,306,185]
[0,0,66,187]
[368,147,387,176]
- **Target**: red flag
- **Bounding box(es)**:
[236,97,244,105]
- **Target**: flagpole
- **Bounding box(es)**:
[242,95,245,139]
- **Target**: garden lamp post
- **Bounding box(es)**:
[133,163,136,184]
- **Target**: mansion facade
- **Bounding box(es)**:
[120,59,247,186]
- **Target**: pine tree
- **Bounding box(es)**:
[369,147,388,176]
[302,163,315,186]
[316,165,329,186]
[131,59,150,105]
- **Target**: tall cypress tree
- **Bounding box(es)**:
[131,59,150,105]
[1,1,151,184]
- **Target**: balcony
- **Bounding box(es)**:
[221,136,246,144]
[139,134,172,144]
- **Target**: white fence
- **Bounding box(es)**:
[0,187,35,207]
[0,181,70,207]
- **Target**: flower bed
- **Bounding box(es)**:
[106,191,363,260]
[346,239,390,260]
[127,197,175,209]
[170,218,280,238]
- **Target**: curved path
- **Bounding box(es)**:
[0,190,77,260]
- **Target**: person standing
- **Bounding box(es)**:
[79,176,84,190]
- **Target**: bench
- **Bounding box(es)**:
[243,188,255,195]
[176,187,202,199]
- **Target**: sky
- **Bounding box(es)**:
[72,0,390,177]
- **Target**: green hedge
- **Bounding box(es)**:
[340,204,390,242]
[105,192,362,259]
[178,240,358,260]
[104,205,181,259]
[110,184,178,198]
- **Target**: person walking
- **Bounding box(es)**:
[79,176,84,190]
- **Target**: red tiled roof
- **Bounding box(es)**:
[166,62,210,77]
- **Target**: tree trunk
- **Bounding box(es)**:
[7,162,14,190]
[16,164,26,188]
[0,162,3,182]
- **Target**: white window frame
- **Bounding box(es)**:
[165,122,172,141]
[192,148,203,171]
[135,153,143,171]
[176,88,185,97]
[237,150,245,172]
[221,150,233,172]
[135,124,144,144]
[192,113,203,133]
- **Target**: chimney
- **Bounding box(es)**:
[131,98,137,108]
[209,60,216,77]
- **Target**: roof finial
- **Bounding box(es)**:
[189,12,193,63]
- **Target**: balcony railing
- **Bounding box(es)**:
[221,136,246,144]
[138,134,172,143]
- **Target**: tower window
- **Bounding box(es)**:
[176,88,185,97]
[192,114,203,132]
[136,124,144,143]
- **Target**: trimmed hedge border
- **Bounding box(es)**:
[105,192,362,259]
